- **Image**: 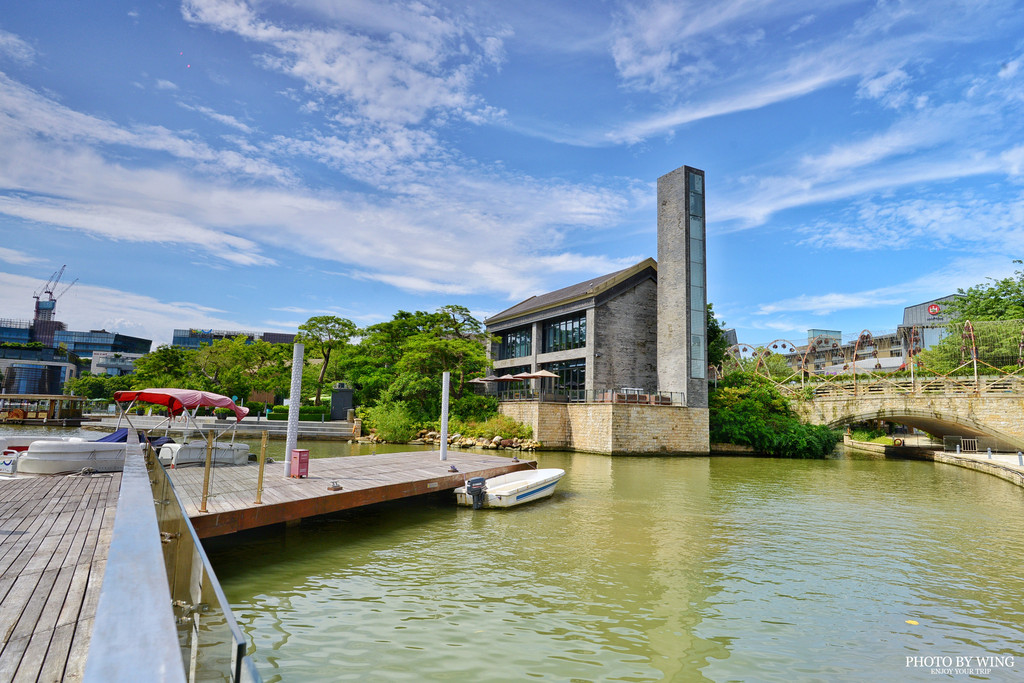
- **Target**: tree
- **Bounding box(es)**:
[343,307,493,423]
[133,345,203,389]
[707,303,729,368]
[63,373,135,399]
[296,316,358,405]
[948,260,1024,321]
[916,261,1024,373]
[194,336,292,401]
[709,372,840,458]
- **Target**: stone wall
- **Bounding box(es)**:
[499,401,708,454]
[594,278,658,391]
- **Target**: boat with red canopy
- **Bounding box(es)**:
[113,388,249,421]
[113,388,251,468]
[4,389,252,475]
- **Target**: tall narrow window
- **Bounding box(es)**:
[688,170,706,380]
[498,327,532,360]
[542,313,586,353]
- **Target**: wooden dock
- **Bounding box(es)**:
[0,471,119,681]
[168,450,534,538]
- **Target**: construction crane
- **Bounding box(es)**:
[32,265,77,322]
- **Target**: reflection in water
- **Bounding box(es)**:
[204,449,1024,682]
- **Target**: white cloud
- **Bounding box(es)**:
[0,246,43,266]
[998,56,1021,79]
[0,63,638,301]
[857,67,911,109]
[0,271,280,347]
[178,102,254,133]
[587,0,1017,145]
[0,73,291,183]
[181,0,504,127]
[0,28,35,64]
[796,192,1024,253]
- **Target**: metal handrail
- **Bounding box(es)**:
[789,376,1024,400]
[83,443,260,683]
[148,446,259,682]
[84,444,186,682]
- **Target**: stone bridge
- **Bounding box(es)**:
[789,375,1024,451]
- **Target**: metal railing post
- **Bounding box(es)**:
[199,432,213,513]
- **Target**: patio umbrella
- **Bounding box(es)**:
[529,369,560,394]
[495,374,520,381]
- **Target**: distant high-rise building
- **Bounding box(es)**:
[53,330,152,359]
[171,328,296,349]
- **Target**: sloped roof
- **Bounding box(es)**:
[486,258,656,325]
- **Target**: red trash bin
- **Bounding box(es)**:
[291,449,309,478]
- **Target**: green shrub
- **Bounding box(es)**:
[849,428,886,442]
[364,401,418,442]
[245,401,265,414]
[266,404,332,421]
[450,394,499,422]
[710,372,841,458]
[444,414,532,440]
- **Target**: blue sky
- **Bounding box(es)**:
[1,0,1023,348]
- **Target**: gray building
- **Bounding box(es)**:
[172,328,295,349]
[485,164,708,410]
[90,351,146,376]
[486,258,658,400]
[899,295,961,352]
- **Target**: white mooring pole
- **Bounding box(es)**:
[440,371,450,461]
[284,342,304,478]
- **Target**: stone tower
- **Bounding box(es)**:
[656,165,707,409]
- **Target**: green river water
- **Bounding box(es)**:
[200,445,1024,682]
[4,426,1021,681]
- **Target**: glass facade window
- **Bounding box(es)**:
[542,359,586,401]
[498,327,532,360]
[688,170,707,380]
[542,314,586,353]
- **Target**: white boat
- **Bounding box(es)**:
[2,388,251,475]
[14,438,133,474]
[1,430,165,475]
[454,468,565,508]
[155,441,250,467]
[115,388,252,469]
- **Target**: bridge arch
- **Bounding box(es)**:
[794,385,1024,451]
[819,407,1016,442]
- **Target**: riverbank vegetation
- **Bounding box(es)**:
[709,372,842,458]
[65,304,530,441]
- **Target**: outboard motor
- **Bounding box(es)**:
[465,477,487,509]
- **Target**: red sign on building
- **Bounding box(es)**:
[928,304,941,315]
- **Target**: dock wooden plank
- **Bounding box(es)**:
[171,451,535,538]
[0,635,29,682]
[36,622,75,683]
[0,472,120,683]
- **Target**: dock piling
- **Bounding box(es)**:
[199,432,213,513]
[255,431,268,504]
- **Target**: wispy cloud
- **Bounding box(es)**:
[548,0,1021,146]
[0,246,43,266]
[0,271,280,346]
[0,28,35,64]
[178,101,254,133]
[181,0,505,127]
[0,58,639,302]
